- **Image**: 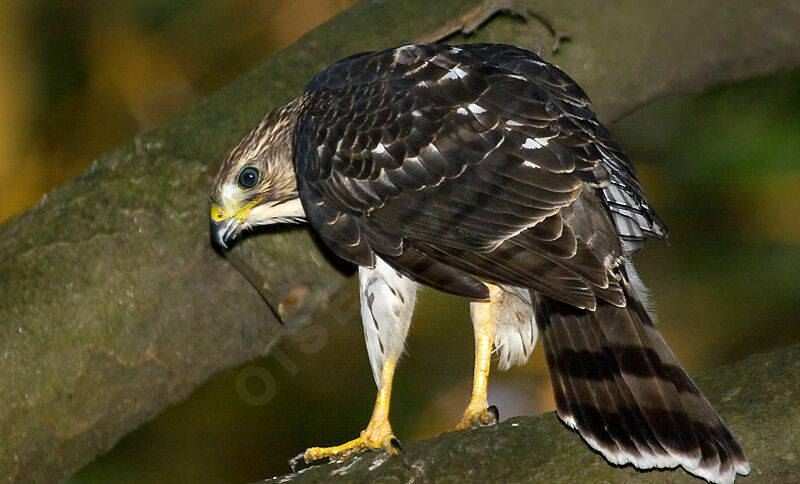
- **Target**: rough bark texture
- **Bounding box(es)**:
[265,345,800,483]
[0,0,798,482]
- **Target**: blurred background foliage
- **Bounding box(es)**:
[0,1,797,483]
[0,0,356,223]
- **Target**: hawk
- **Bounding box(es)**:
[209,43,749,483]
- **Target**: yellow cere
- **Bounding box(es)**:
[209,204,226,222]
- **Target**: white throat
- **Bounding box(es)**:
[247,197,306,225]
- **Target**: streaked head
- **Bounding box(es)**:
[209,101,305,250]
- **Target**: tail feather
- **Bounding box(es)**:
[573,305,669,465]
[630,307,750,479]
[540,301,678,469]
[595,292,704,467]
[547,305,637,459]
[534,284,749,483]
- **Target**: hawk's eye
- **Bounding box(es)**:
[237,167,259,190]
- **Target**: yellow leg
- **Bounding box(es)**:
[455,285,499,430]
[298,358,401,465]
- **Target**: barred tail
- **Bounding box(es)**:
[534,285,749,484]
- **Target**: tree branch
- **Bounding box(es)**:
[1,0,798,482]
[265,344,800,483]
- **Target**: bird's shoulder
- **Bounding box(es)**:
[293,43,608,203]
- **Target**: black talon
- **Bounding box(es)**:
[389,437,410,468]
[487,405,500,425]
[289,451,306,473]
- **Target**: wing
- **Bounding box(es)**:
[293,43,665,307]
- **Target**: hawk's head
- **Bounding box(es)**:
[209,101,305,250]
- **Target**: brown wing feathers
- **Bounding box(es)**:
[296,44,609,302]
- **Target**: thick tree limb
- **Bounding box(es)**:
[265,345,800,483]
[0,0,798,482]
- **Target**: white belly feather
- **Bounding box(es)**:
[359,257,418,386]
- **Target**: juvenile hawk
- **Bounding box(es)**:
[209,43,748,483]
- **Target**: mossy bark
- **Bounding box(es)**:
[264,345,800,483]
[1,0,798,482]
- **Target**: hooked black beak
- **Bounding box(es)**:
[210,216,241,250]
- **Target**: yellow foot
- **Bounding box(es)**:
[290,421,407,471]
[302,431,396,463]
[454,404,499,431]
[291,359,408,471]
